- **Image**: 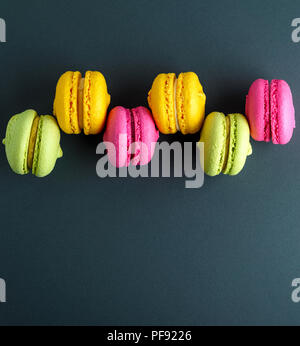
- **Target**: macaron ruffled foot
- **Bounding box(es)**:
[3,110,63,177]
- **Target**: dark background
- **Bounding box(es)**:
[0,0,300,326]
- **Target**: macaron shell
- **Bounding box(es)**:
[32,115,63,177]
[3,109,37,175]
[131,107,159,166]
[223,113,251,176]
[245,79,270,142]
[83,71,111,135]
[103,106,130,167]
[270,79,295,144]
[176,72,206,134]
[199,112,227,176]
[53,71,82,134]
[147,73,177,134]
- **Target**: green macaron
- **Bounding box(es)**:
[199,112,252,176]
[3,109,63,177]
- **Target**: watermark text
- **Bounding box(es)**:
[0,278,6,302]
[96,139,204,189]
[0,18,6,42]
[291,278,300,303]
[291,18,300,43]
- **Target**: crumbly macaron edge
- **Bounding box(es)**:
[223,114,237,175]
[176,73,185,134]
[270,79,279,144]
[83,71,92,135]
[264,79,270,142]
[131,107,142,165]
[27,115,40,170]
[218,115,227,174]
[32,116,44,175]
[69,71,81,134]
[165,73,177,133]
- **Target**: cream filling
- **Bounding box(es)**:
[27,116,40,170]
[77,77,85,130]
[222,116,230,172]
[173,78,180,131]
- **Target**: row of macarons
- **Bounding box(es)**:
[2,71,295,177]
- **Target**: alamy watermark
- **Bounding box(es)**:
[291,18,300,43]
[291,278,300,303]
[96,139,204,189]
[0,278,6,303]
[0,18,6,42]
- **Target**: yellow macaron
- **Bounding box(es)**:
[148,72,206,134]
[53,71,111,135]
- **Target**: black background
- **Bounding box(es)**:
[0,0,300,325]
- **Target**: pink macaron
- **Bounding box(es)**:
[245,79,295,144]
[103,106,159,167]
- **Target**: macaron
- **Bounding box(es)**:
[199,112,252,176]
[3,110,63,177]
[245,79,295,144]
[53,71,111,135]
[103,106,159,167]
[148,72,206,134]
